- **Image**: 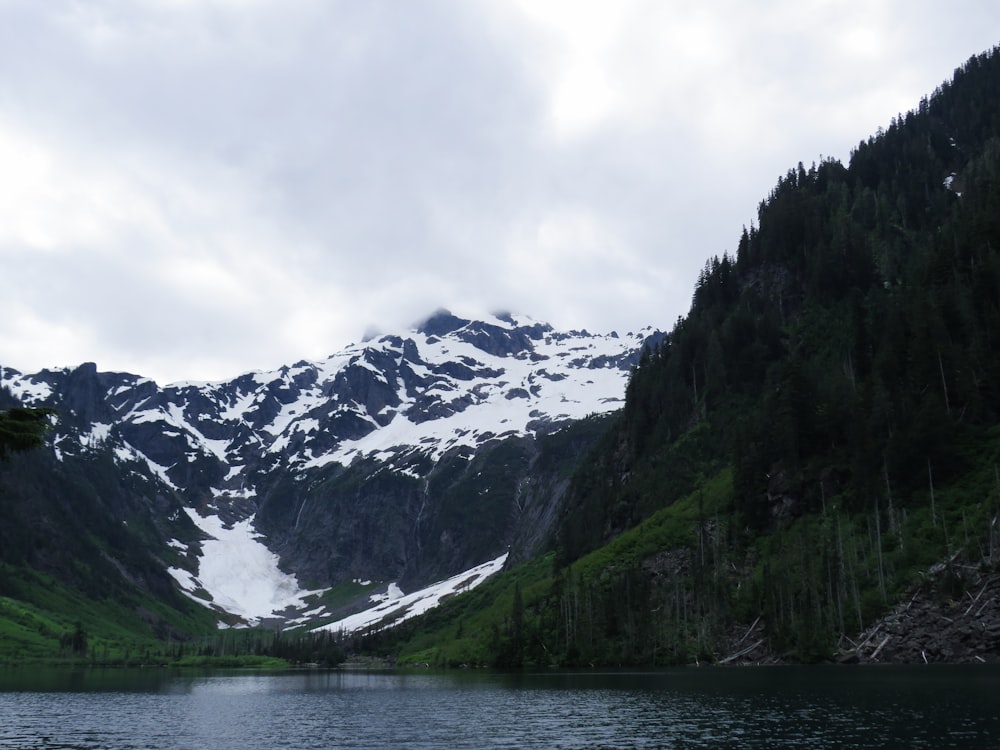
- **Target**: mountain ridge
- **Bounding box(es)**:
[1,310,661,628]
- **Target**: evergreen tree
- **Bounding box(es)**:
[0,407,54,459]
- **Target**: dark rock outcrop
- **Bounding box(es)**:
[840,558,1000,664]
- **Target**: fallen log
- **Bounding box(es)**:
[736,616,761,647]
[870,635,891,661]
[719,638,765,665]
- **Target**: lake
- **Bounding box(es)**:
[1,666,998,749]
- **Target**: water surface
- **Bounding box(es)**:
[1,666,997,749]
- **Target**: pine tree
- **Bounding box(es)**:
[0,407,55,459]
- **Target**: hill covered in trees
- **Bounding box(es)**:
[377,46,1000,667]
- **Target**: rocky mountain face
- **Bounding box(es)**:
[1,311,659,626]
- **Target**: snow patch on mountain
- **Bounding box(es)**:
[318,552,508,635]
[168,508,325,625]
[80,422,112,448]
[2,313,654,489]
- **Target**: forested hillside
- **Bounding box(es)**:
[382,46,1000,667]
[572,45,1000,549]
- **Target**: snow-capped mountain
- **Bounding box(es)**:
[1,310,660,628]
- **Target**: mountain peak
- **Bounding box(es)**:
[415,308,469,337]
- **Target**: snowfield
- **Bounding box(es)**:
[168,509,325,625]
[318,553,509,635]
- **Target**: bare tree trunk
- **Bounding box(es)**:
[884,462,903,551]
[928,458,937,528]
[874,500,887,602]
[938,350,951,417]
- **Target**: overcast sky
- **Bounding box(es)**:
[1,1,997,384]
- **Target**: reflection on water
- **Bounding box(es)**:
[1,666,998,749]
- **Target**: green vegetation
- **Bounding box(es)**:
[380,426,999,667]
[0,407,349,668]
[0,564,214,666]
[360,554,557,668]
[539,45,1000,663]
[0,407,54,460]
[0,564,351,667]
[370,46,1000,667]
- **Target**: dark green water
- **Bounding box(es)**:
[1,666,997,748]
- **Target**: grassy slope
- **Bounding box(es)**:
[0,563,219,666]
[385,472,734,667]
[383,423,1000,666]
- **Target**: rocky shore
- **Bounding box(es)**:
[714,556,1000,666]
[839,557,1000,665]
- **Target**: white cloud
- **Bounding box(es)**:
[1,0,998,383]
